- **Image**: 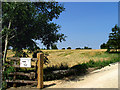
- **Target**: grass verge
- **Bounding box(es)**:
[44,54,120,81]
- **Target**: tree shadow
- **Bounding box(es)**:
[108,51,120,54]
[43,83,56,88]
[43,63,90,82]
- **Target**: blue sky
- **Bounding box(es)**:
[37,2,118,49]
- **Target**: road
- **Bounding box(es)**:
[48,62,119,88]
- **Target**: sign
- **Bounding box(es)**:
[20,58,31,67]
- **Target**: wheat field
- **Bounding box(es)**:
[6,49,119,68]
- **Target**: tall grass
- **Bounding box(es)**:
[77,54,120,70]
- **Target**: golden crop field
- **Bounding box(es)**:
[6,49,119,68]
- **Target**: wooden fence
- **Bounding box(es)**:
[6,53,44,89]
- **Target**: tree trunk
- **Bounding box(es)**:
[3,21,11,65]
[3,34,8,64]
[47,45,50,50]
[116,48,117,52]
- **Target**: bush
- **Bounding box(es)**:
[62,48,65,50]
[86,60,96,67]
[75,48,81,50]
[84,46,89,49]
[71,63,88,74]
[67,47,71,49]
[14,51,29,57]
[2,62,15,89]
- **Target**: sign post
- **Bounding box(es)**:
[37,53,44,89]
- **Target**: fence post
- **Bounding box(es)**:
[13,61,16,87]
[37,53,44,89]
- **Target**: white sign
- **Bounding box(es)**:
[20,58,31,68]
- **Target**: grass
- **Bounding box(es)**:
[42,49,118,68]
[6,49,119,68]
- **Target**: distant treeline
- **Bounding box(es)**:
[62,46,92,50]
[40,46,92,50]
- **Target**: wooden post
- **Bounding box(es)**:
[13,61,16,87]
[37,53,44,89]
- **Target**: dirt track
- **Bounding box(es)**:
[48,62,119,88]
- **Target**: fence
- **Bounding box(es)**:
[6,53,44,89]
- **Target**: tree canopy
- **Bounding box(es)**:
[100,43,108,49]
[51,44,58,49]
[106,25,120,52]
[100,25,120,52]
[2,2,66,52]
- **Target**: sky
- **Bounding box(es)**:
[37,2,118,49]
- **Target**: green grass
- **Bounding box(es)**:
[79,54,120,69]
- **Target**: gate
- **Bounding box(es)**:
[6,53,44,89]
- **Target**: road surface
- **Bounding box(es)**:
[48,62,119,88]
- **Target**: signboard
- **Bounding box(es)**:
[20,58,31,67]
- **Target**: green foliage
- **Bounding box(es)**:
[62,48,65,50]
[106,25,120,52]
[86,60,96,67]
[51,44,58,49]
[100,43,108,49]
[14,51,29,57]
[75,48,81,50]
[2,62,15,89]
[84,46,89,49]
[106,48,110,52]
[67,47,71,49]
[84,46,92,49]
[3,63,15,79]
[2,81,7,90]
[2,2,66,52]
[86,57,120,68]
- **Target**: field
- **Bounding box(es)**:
[6,49,119,68]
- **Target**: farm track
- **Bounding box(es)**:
[47,62,119,88]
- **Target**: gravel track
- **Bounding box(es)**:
[48,62,119,88]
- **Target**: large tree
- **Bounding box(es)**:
[100,43,108,49]
[2,2,66,64]
[106,25,120,52]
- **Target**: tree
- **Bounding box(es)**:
[106,25,120,52]
[100,43,108,49]
[67,47,71,49]
[83,46,92,49]
[62,48,65,50]
[76,48,81,50]
[2,2,66,64]
[51,44,58,49]
[84,46,88,49]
